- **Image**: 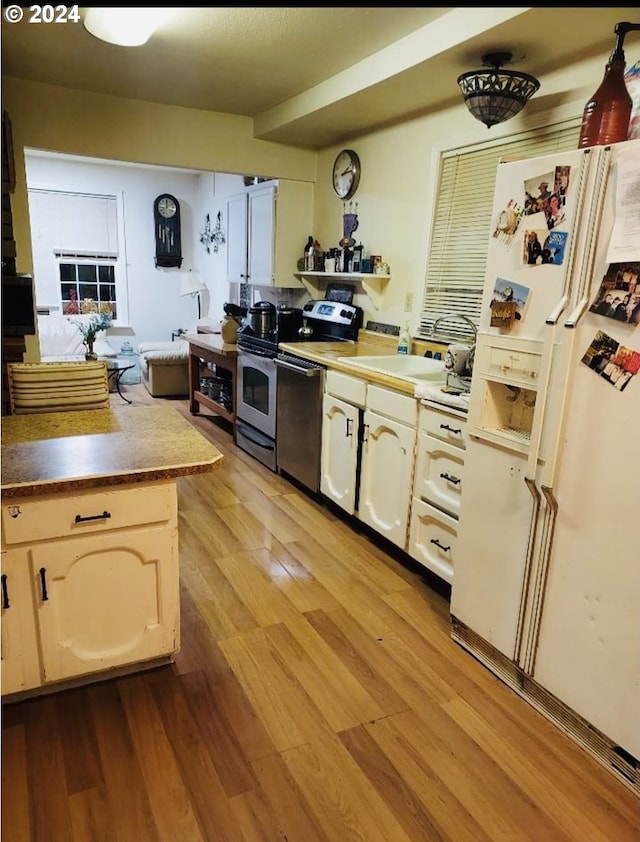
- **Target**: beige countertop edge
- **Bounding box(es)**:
[1,404,225,498]
[1,456,224,500]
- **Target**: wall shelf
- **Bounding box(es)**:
[295,271,390,309]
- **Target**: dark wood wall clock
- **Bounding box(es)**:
[153,193,183,268]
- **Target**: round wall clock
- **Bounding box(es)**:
[153,193,183,268]
[332,149,361,200]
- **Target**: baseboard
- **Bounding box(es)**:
[451,616,640,796]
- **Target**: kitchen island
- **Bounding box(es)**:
[1,404,224,701]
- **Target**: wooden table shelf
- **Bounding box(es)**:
[186,334,238,434]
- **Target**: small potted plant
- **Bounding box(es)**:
[74,312,113,360]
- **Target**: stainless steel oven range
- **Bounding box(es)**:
[236,336,279,470]
[236,298,362,482]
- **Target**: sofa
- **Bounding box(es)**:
[37,314,116,361]
[137,318,221,397]
[137,340,190,397]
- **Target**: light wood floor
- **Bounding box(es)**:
[2,384,639,841]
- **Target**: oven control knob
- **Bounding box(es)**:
[341,309,352,320]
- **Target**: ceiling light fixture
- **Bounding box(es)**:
[83,8,178,47]
[457,51,540,129]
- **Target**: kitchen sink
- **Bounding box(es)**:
[336,354,446,383]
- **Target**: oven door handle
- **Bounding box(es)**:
[274,359,322,376]
[239,346,276,359]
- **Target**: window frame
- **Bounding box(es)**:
[56,253,119,318]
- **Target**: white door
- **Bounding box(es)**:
[32,526,178,683]
[247,184,276,285]
[320,393,359,515]
[358,409,415,549]
[226,192,248,283]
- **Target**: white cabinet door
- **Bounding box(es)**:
[320,393,359,515]
[31,525,179,684]
[226,180,313,288]
[247,184,276,285]
[1,549,41,694]
[226,192,248,283]
[358,409,415,549]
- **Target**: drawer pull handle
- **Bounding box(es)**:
[440,424,461,435]
[39,567,49,602]
[430,538,450,552]
[440,472,460,485]
[75,511,112,524]
[1,574,9,609]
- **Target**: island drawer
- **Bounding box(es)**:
[1,482,176,546]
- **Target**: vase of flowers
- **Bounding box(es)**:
[74,312,113,360]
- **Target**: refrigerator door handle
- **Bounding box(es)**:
[565,147,610,328]
[514,476,542,663]
[545,295,568,326]
[564,298,590,328]
[522,484,559,675]
[526,322,556,482]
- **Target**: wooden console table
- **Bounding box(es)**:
[186,333,238,431]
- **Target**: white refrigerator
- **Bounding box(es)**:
[450,138,640,792]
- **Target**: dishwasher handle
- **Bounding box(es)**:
[274,358,323,377]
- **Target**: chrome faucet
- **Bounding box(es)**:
[432,313,478,342]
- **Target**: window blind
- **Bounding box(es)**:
[28,190,118,256]
[418,122,580,342]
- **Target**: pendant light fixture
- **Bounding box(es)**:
[457,51,540,129]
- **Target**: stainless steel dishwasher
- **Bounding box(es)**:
[275,352,325,493]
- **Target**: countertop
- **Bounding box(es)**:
[278,338,419,395]
[1,404,224,498]
[278,336,469,413]
[184,333,238,357]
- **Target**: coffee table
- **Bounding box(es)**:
[103,356,137,403]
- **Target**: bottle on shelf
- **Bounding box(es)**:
[397,322,410,356]
[304,236,315,271]
[578,21,640,149]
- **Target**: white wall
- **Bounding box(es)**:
[24,154,247,347]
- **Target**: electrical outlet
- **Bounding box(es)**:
[404,292,414,312]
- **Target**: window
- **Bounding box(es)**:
[57,254,118,318]
[418,121,580,342]
[27,189,127,322]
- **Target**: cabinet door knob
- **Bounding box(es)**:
[1,574,9,609]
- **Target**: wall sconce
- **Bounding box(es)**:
[457,51,540,129]
[199,211,226,254]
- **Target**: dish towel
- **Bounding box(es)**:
[414,383,471,411]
